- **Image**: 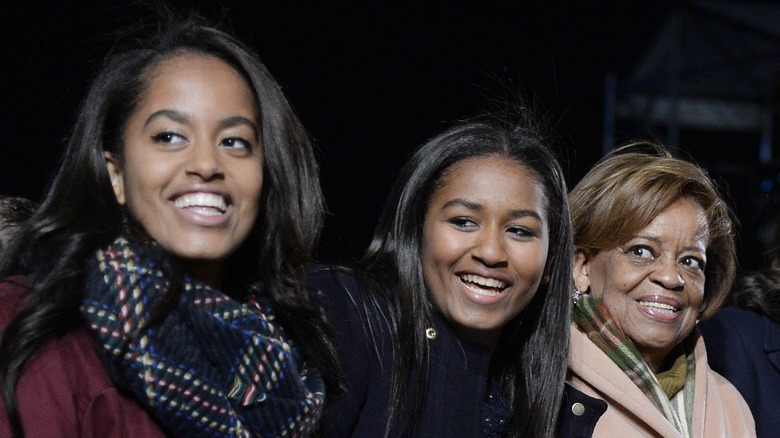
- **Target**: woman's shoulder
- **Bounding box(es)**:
[701,306,766,326]
[7,325,165,436]
[698,306,771,348]
[307,265,391,317]
[308,265,362,297]
[0,276,165,436]
[699,364,757,435]
[0,275,33,323]
[308,266,395,437]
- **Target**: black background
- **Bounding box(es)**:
[6,1,769,268]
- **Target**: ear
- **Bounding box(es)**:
[103,152,126,205]
[573,250,591,293]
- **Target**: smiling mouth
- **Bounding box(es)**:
[460,274,508,296]
[174,192,228,216]
[637,301,679,314]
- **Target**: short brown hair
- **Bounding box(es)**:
[569,142,736,319]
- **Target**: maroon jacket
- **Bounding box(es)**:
[0,276,165,437]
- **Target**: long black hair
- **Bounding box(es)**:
[0,16,341,436]
[362,114,572,437]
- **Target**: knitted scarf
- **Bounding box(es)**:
[573,295,695,437]
[80,236,325,437]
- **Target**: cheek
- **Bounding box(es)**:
[509,243,548,279]
[605,266,641,294]
[587,263,612,299]
[420,228,440,280]
[688,283,706,309]
[123,164,164,215]
[420,224,457,286]
[242,172,264,217]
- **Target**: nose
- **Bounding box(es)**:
[185,139,224,181]
[471,228,508,268]
[650,256,685,291]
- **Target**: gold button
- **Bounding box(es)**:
[571,402,585,416]
[425,327,437,340]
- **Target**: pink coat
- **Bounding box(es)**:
[567,325,756,437]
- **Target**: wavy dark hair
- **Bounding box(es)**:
[0,17,341,436]
[0,197,37,254]
[361,116,572,437]
[730,218,780,323]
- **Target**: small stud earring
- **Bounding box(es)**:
[572,288,586,305]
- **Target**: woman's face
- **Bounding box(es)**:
[421,155,549,349]
[105,54,263,286]
[574,197,708,372]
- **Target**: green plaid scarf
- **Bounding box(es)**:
[573,295,695,436]
[81,236,325,437]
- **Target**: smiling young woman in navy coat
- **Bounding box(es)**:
[313,114,574,437]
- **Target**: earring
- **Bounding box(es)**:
[572,288,585,305]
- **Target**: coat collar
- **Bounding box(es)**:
[568,327,683,437]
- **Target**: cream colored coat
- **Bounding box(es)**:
[567,326,756,437]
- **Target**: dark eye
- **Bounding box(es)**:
[447,217,477,230]
[681,255,705,272]
[151,132,187,145]
[627,245,655,261]
[220,137,253,150]
[507,226,535,239]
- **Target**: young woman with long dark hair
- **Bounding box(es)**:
[314,115,573,437]
[0,17,341,437]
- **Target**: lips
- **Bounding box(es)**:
[173,192,229,216]
[635,295,682,322]
[460,274,508,297]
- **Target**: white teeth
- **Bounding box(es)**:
[638,301,677,314]
[460,275,506,296]
[174,193,227,213]
[461,274,506,289]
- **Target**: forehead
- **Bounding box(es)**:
[631,197,709,247]
[432,156,547,211]
[137,53,256,114]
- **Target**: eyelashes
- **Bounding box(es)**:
[150,131,256,154]
[446,217,539,239]
[151,132,186,145]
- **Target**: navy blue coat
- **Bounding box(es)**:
[311,268,504,437]
[310,268,604,437]
[698,307,780,438]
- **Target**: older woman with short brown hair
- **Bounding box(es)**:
[562,142,755,437]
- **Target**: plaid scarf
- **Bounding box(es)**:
[81,237,325,437]
[573,295,695,436]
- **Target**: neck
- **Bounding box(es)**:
[186,261,225,289]
[638,346,673,374]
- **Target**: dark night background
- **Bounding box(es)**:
[1,1,777,270]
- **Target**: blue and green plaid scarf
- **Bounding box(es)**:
[81,236,325,437]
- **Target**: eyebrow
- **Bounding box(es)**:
[144,110,259,140]
[219,116,259,140]
[634,234,707,253]
[441,198,543,221]
[145,109,190,127]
